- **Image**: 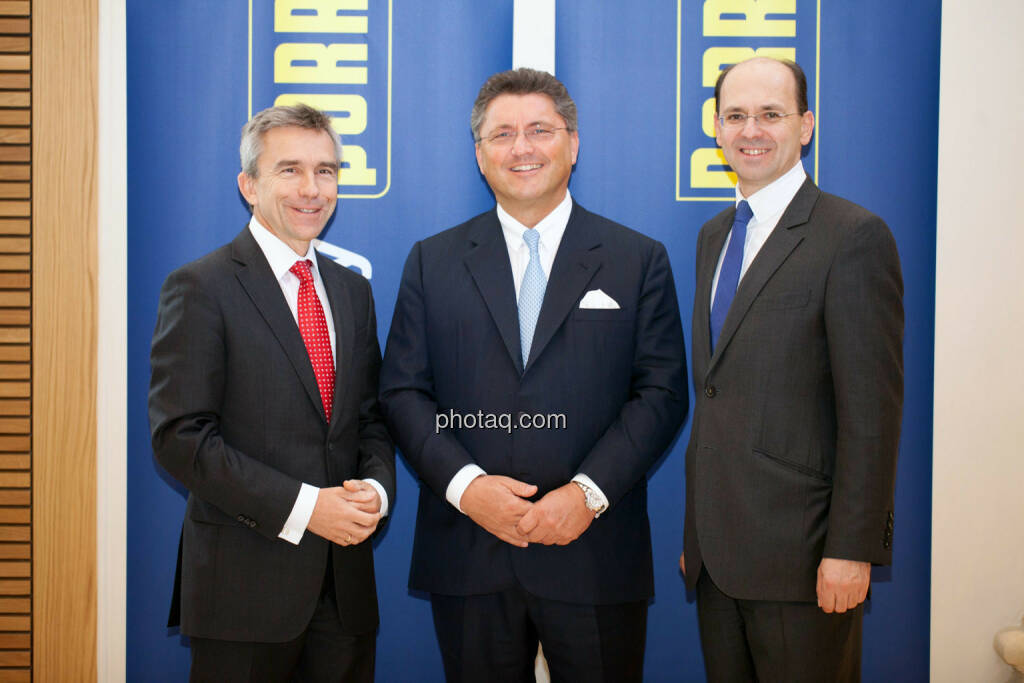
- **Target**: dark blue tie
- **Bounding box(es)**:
[710,200,753,353]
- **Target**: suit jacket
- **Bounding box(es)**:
[683,179,903,602]
[379,202,688,604]
[148,227,395,641]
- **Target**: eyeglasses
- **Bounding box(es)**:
[478,127,570,146]
[718,111,799,128]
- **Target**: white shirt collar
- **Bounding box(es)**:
[248,216,320,281]
[497,190,573,253]
[735,160,807,223]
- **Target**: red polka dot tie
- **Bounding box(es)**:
[289,260,335,422]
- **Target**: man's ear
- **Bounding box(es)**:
[800,110,815,146]
[474,144,485,175]
[237,171,256,207]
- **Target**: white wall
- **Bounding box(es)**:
[932,2,1024,681]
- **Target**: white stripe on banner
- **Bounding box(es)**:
[514,7,555,682]
[513,0,555,74]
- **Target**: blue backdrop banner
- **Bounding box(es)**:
[127,1,937,680]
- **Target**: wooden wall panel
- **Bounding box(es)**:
[0,1,30,678]
[33,0,99,679]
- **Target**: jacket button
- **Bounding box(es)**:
[236,515,245,523]
[248,520,257,529]
[704,385,716,398]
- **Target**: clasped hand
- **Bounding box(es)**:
[307,480,382,546]
[461,476,595,547]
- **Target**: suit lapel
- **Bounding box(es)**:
[463,211,524,374]
[526,203,602,372]
[708,179,820,374]
[231,229,327,422]
[317,250,354,434]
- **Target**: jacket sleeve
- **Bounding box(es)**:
[575,240,690,506]
[379,242,478,499]
[822,216,904,564]
[354,276,397,507]
[148,266,301,540]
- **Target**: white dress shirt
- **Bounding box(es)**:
[444,192,610,515]
[248,217,389,545]
[710,160,807,308]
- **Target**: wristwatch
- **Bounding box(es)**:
[573,480,608,518]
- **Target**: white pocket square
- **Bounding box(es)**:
[579,289,620,310]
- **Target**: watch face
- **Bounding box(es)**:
[576,481,604,513]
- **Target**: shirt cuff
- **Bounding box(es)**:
[446,464,487,513]
[363,478,389,517]
[572,473,609,511]
[278,482,319,545]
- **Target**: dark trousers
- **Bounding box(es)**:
[189,556,375,683]
[696,569,862,683]
[430,584,647,683]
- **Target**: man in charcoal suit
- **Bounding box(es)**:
[149,104,395,682]
[681,57,904,682]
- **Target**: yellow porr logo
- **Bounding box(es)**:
[250,0,393,199]
[675,0,819,202]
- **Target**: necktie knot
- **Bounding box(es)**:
[734,200,753,224]
[523,228,541,254]
[290,259,314,284]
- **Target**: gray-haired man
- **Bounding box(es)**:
[149,104,395,681]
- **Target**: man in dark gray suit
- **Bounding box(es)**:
[149,104,394,682]
[681,57,903,682]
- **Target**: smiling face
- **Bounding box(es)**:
[237,125,339,255]
[474,93,579,227]
[715,58,815,197]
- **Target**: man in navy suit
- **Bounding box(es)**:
[380,68,688,681]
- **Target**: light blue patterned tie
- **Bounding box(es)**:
[518,228,547,367]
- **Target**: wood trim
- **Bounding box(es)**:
[0,1,31,678]
[33,0,99,680]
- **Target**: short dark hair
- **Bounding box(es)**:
[714,57,808,114]
[239,103,342,178]
[471,68,578,142]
